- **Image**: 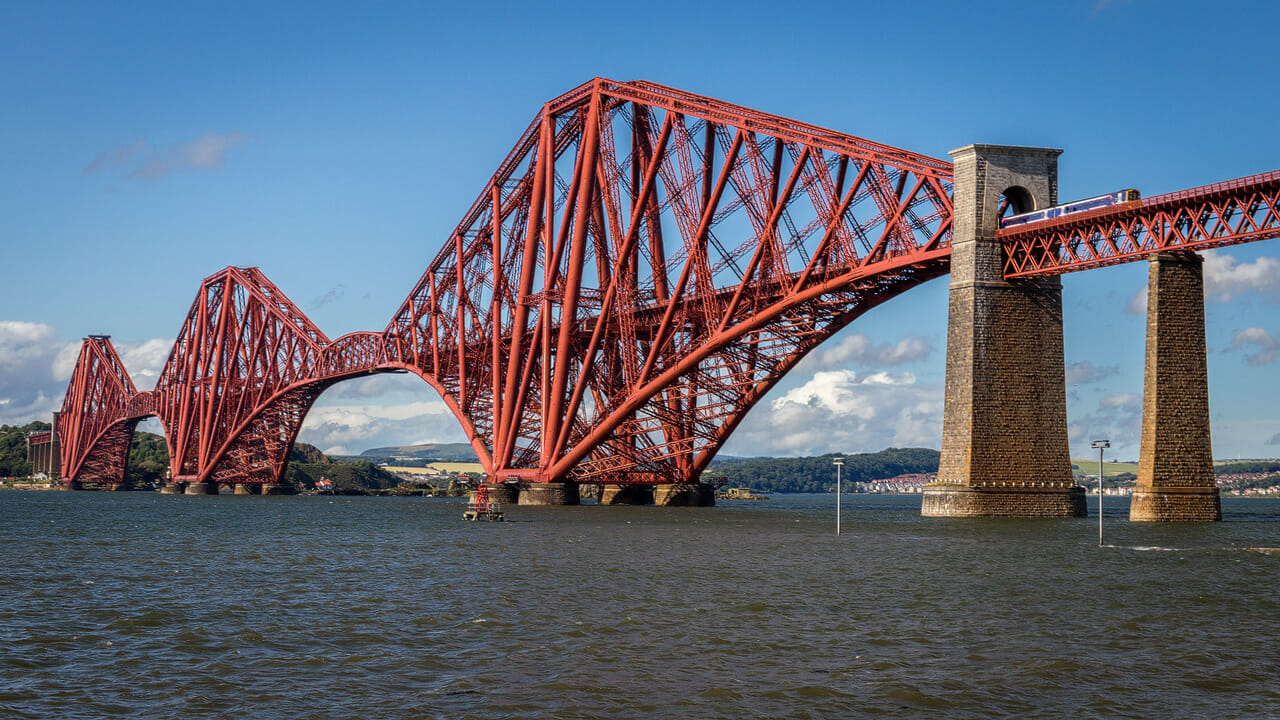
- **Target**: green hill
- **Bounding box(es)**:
[357,443,478,462]
[705,447,940,494]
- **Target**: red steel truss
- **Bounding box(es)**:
[56,336,153,484]
[384,78,955,484]
[52,77,1277,490]
[1002,169,1280,277]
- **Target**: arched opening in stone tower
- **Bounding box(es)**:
[999,185,1036,221]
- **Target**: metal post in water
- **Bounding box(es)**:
[1092,439,1109,547]
[833,458,844,536]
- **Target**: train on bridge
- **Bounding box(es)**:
[1000,189,1141,229]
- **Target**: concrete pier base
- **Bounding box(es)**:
[518,482,580,506]
[1131,252,1221,521]
[1130,486,1221,522]
[600,484,655,505]
[653,483,715,507]
[922,484,1086,518]
[260,483,296,496]
[60,480,83,491]
[233,483,261,495]
[159,482,186,494]
[484,482,520,505]
[184,482,218,495]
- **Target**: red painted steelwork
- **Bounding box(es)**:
[56,336,152,484]
[385,78,956,485]
[55,78,958,488]
[54,78,1280,490]
[1001,170,1280,277]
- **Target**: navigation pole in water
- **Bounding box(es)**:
[834,458,844,536]
[1093,439,1109,546]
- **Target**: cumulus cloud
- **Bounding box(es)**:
[1203,251,1280,302]
[1070,391,1143,458]
[1099,392,1142,413]
[1066,360,1119,386]
[812,333,933,369]
[0,323,173,426]
[298,400,466,456]
[1124,251,1280,314]
[723,369,942,457]
[1230,327,1280,366]
[84,132,249,181]
[0,322,73,425]
[1125,285,1147,315]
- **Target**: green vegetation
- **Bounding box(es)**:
[124,431,169,489]
[0,421,50,478]
[1216,460,1280,475]
[705,447,939,494]
[286,460,401,493]
[285,443,402,493]
[355,442,478,464]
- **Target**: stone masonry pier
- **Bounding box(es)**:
[923,144,1086,518]
[1131,253,1222,521]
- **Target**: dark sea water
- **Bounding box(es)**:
[2,491,1278,719]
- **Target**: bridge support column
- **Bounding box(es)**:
[233,483,261,495]
[600,483,655,505]
[518,482,580,506]
[924,144,1085,518]
[60,480,83,491]
[1131,253,1222,521]
[184,482,218,495]
[159,482,186,494]
[653,483,715,507]
[483,482,520,505]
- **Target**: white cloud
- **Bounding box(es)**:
[1124,285,1147,315]
[1066,360,1119,385]
[0,323,173,426]
[116,337,174,388]
[298,400,464,456]
[812,333,933,369]
[1203,250,1280,302]
[1124,251,1280,314]
[1099,392,1142,413]
[85,132,250,181]
[1230,327,1280,366]
[1070,391,1143,458]
[0,322,76,426]
[723,369,942,457]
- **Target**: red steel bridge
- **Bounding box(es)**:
[40,78,1280,490]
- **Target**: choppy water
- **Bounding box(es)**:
[2,491,1278,719]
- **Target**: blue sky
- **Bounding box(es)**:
[3,0,1279,461]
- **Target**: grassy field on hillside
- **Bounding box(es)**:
[385,463,485,475]
[1071,459,1139,476]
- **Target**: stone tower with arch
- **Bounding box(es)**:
[924,144,1087,517]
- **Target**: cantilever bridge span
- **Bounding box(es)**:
[41,78,1280,507]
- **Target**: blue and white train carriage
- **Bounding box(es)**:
[1000,189,1140,229]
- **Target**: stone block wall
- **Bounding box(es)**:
[1132,253,1221,521]
[929,145,1082,518]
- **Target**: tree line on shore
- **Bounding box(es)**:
[6,424,1280,493]
[705,447,941,494]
